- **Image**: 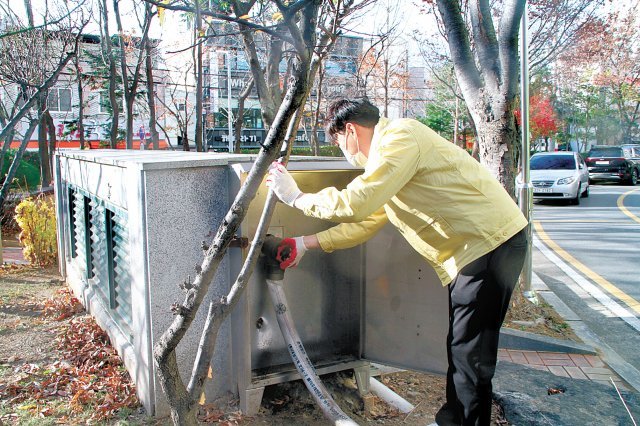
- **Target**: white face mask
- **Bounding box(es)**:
[343,148,368,167]
[340,130,368,167]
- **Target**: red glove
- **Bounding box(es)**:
[275,237,307,270]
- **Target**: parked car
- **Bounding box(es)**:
[585,145,639,185]
[622,144,640,165]
[526,152,589,205]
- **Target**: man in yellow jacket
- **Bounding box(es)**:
[267,98,528,426]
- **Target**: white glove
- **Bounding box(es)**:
[266,162,303,207]
[276,236,307,269]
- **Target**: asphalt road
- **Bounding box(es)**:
[530,183,640,373]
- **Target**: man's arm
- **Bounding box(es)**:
[314,207,389,252]
[276,208,388,270]
[294,129,420,223]
[267,125,420,223]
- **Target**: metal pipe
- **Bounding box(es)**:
[265,278,359,426]
[518,4,535,301]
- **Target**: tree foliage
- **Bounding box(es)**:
[553,4,640,145]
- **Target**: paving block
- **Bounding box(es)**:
[539,352,571,361]
[580,367,614,375]
[547,366,571,378]
[542,358,575,367]
[507,351,527,364]
[522,351,544,365]
[564,366,588,380]
[568,354,591,368]
[584,355,605,368]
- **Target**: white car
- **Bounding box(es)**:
[526,152,590,205]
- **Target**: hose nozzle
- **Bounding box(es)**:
[261,235,290,280]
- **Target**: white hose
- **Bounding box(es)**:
[266,279,359,426]
[369,377,415,413]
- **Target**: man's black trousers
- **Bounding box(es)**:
[438,228,528,426]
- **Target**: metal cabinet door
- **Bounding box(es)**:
[363,224,449,375]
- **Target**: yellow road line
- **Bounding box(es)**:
[533,221,640,315]
[617,188,640,224]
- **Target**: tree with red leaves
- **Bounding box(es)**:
[515,94,560,143]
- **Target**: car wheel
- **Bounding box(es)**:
[581,184,589,198]
[630,169,639,186]
[571,185,581,205]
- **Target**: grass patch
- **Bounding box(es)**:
[1,150,41,191]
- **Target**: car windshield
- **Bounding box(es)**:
[588,147,623,157]
[530,155,576,170]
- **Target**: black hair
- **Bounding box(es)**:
[325,98,380,141]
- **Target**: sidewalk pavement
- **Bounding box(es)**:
[2,245,29,265]
[492,270,640,425]
[497,348,629,390]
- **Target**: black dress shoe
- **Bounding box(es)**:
[435,402,462,426]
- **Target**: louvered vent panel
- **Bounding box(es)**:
[67,187,78,259]
[71,191,85,268]
[111,211,132,335]
[89,201,110,305]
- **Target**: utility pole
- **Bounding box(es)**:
[518,4,535,302]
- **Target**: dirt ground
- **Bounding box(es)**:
[0,264,570,425]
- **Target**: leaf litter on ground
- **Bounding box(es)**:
[0,287,141,424]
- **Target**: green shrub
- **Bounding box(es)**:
[14,194,57,266]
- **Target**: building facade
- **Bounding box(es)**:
[1,34,169,150]
[197,21,364,151]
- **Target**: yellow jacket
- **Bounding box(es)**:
[299,118,528,285]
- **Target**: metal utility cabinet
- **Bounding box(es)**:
[53,150,448,417]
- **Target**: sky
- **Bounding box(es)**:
[7,0,433,68]
[10,0,637,65]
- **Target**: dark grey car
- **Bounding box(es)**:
[585,146,639,185]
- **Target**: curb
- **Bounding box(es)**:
[498,327,596,355]
[532,271,640,393]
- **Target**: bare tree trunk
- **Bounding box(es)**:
[152,2,321,422]
[74,54,86,149]
[145,37,160,149]
[45,111,58,179]
[310,62,325,156]
[113,0,153,149]
[194,1,204,152]
[46,111,56,182]
[181,131,190,152]
[435,0,525,193]
[233,79,254,153]
[475,109,519,195]
[0,104,14,173]
[37,99,51,187]
[0,130,12,174]
[0,119,38,209]
[101,0,119,148]
[23,0,34,27]
[113,0,132,148]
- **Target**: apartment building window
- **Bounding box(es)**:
[48,88,72,112]
[215,108,263,129]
